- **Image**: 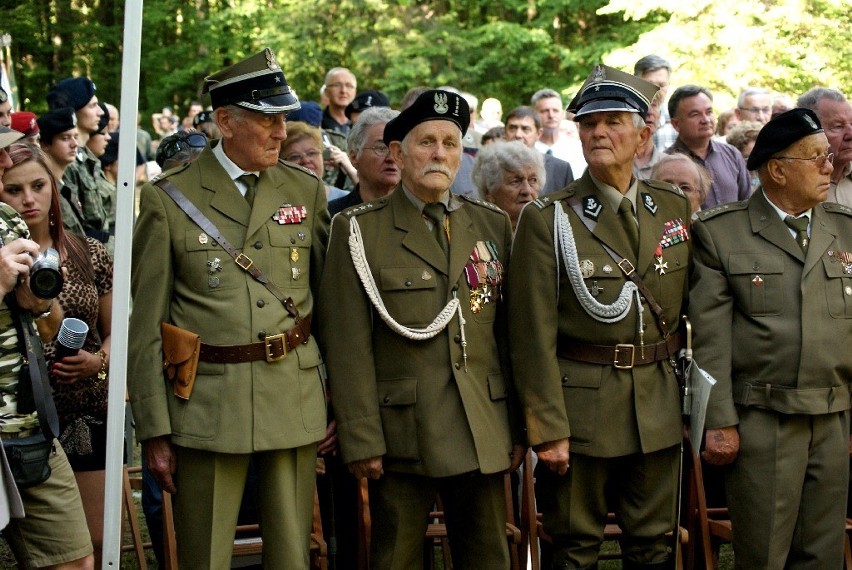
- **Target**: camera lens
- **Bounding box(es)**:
[29,248,64,299]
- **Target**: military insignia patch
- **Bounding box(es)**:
[580,259,595,278]
[583,196,603,221]
[659,218,689,249]
[273,204,308,224]
[828,250,852,274]
[434,92,449,114]
[641,193,658,215]
[199,233,209,245]
[464,240,504,313]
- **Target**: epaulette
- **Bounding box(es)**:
[644,178,684,196]
[151,161,192,183]
[279,159,320,180]
[532,186,575,209]
[821,202,852,217]
[695,200,748,221]
[342,196,390,218]
[459,194,503,213]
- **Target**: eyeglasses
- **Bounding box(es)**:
[739,106,771,115]
[284,149,322,162]
[327,82,356,90]
[774,152,834,168]
[364,144,389,157]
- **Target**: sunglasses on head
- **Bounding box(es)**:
[159,132,207,161]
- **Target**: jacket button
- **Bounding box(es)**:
[561,375,569,385]
[405,280,412,287]
[253,241,263,250]
[454,334,461,343]
[258,331,267,340]
[383,396,390,404]
[454,362,460,370]
[290,237,296,244]
[256,300,265,308]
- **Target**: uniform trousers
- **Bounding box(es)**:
[173,443,317,570]
[368,470,510,570]
[727,407,849,570]
[535,445,680,569]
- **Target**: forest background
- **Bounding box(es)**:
[2,0,850,121]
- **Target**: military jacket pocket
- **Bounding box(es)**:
[728,253,784,316]
[379,267,440,327]
[377,377,419,461]
[268,224,312,289]
[183,227,244,292]
[822,256,852,318]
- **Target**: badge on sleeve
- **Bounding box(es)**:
[273,204,308,224]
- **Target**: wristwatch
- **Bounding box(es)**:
[32,300,54,322]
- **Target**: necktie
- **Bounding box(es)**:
[239,174,258,208]
[618,197,639,252]
[784,215,809,252]
[423,203,449,258]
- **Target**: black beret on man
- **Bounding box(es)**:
[383,89,470,144]
[746,107,824,171]
[94,103,110,134]
[203,47,300,114]
[344,90,390,120]
[36,107,77,144]
[46,77,97,111]
[192,110,214,128]
[568,64,659,119]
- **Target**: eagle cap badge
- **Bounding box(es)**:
[434,92,449,114]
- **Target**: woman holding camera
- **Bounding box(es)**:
[280,121,356,201]
[1,141,113,566]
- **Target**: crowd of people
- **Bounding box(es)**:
[0,44,848,570]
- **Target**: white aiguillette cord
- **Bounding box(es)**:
[348,216,468,370]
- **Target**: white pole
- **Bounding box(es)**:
[102,0,143,566]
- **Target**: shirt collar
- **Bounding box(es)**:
[212,139,259,180]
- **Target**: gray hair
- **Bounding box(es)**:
[323,67,356,86]
[347,107,400,155]
[471,141,546,200]
[633,55,671,77]
[737,87,771,108]
[650,153,711,201]
[797,87,847,111]
[530,89,562,106]
[461,92,478,112]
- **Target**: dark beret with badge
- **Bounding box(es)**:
[0,126,24,150]
[203,48,300,114]
[36,107,77,144]
[192,110,214,128]
[383,89,469,144]
[94,103,110,135]
[568,64,659,119]
[10,112,39,138]
[746,108,823,171]
[345,90,390,120]
[286,101,322,127]
[46,77,97,111]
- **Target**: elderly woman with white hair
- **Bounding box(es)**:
[471,141,545,228]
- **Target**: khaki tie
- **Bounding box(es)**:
[618,197,639,252]
[239,173,258,208]
[423,203,449,258]
[784,215,809,252]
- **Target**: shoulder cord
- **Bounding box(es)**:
[552,203,644,334]
[348,217,468,363]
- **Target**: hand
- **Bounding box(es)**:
[317,419,338,457]
[349,456,383,480]
[0,238,38,296]
[143,435,177,494]
[52,350,102,384]
[507,444,526,473]
[325,145,358,182]
[534,438,570,475]
[702,426,740,466]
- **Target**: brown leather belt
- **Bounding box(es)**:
[198,316,311,364]
[557,330,682,369]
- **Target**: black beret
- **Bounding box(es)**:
[383,89,469,144]
[286,101,322,127]
[203,48,299,114]
[36,107,77,143]
[747,108,823,171]
[568,64,659,119]
[193,110,214,128]
[345,90,390,120]
[47,77,97,111]
[100,132,147,168]
[94,103,109,134]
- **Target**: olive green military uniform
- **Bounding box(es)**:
[509,172,692,568]
[318,187,521,570]
[128,143,329,569]
[57,179,86,237]
[690,190,852,570]
[63,148,109,242]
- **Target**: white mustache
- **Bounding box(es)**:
[421,164,452,177]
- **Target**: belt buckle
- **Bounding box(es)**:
[263,333,287,362]
[617,259,635,276]
[235,253,254,271]
[613,344,635,369]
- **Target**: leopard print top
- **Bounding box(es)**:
[44,237,113,457]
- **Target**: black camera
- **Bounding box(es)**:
[30,248,63,299]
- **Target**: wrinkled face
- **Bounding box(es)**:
[504,116,541,148]
[87,131,111,158]
[672,93,715,144]
[43,128,79,167]
[0,160,53,231]
[0,101,11,128]
[219,108,288,172]
[326,71,357,109]
[655,159,704,214]
[815,98,852,167]
[390,120,461,199]
[353,122,399,191]
[281,136,324,178]
[486,165,540,226]
[641,68,670,100]
[534,96,564,131]
[76,96,103,134]
[771,132,833,211]
[577,111,648,172]
[737,93,772,125]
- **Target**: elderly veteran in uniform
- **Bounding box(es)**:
[690,108,851,570]
[128,48,330,569]
[318,89,524,570]
[472,140,545,229]
[509,65,692,570]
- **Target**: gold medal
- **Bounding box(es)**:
[199,233,208,245]
[290,247,299,262]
